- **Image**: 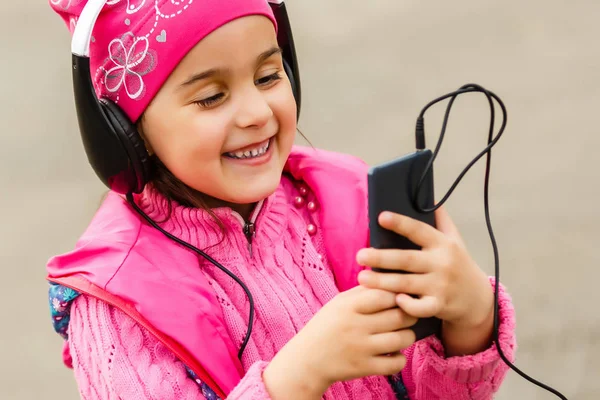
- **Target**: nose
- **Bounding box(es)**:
[234,85,273,129]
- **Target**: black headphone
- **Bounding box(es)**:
[71,0,301,195]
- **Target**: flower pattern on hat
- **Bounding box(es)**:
[104,32,155,100]
[96,0,193,104]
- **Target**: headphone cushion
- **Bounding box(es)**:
[100,99,150,192]
[283,60,299,108]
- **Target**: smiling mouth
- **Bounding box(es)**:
[224,138,272,159]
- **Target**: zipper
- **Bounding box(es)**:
[243,222,255,258]
[230,199,264,258]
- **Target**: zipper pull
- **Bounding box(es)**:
[243,222,255,258]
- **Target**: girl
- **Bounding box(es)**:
[47,1,516,399]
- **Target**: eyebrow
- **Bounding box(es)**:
[178,46,283,89]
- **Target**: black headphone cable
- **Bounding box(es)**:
[413,83,568,400]
[126,192,255,361]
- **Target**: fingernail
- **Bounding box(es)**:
[396,294,404,304]
[380,211,393,223]
[356,249,366,265]
[358,270,371,284]
[357,248,374,265]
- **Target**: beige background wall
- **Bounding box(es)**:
[1,0,598,399]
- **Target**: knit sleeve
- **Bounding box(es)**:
[68,295,273,400]
[400,278,517,400]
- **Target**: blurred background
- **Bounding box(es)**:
[2,0,599,399]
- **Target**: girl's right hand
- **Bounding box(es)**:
[263,286,417,400]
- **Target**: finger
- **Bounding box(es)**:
[369,352,408,376]
[370,330,417,355]
[396,294,442,319]
[358,270,430,296]
[379,211,443,248]
[369,352,408,377]
[368,307,418,333]
[356,248,430,273]
[354,288,398,314]
[434,206,465,245]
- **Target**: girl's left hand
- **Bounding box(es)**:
[356,207,494,332]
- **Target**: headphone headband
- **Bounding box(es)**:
[71,0,105,57]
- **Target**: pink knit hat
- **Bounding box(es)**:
[50,0,277,122]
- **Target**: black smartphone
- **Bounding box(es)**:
[367,149,442,341]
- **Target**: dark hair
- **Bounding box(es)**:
[148,154,226,227]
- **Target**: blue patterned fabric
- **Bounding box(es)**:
[185,367,222,400]
[389,374,410,400]
[48,283,81,339]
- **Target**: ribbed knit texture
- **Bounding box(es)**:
[67,176,516,399]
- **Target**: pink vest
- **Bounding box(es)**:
[46,146,370,399]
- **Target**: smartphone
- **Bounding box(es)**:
[367,149,442,341]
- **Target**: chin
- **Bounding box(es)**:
[228,177,280,204]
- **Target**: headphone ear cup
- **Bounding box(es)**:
[100,99,150,193]
[283,60,300,119]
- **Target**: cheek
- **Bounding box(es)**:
[150,111,229,174]
[271,82,297,135]
[171,112,225,149]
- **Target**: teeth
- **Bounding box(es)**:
[227,139,271,159]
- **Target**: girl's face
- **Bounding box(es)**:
[141,16,297,208]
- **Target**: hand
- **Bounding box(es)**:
[263,286,417,400]
[355,208,494,346]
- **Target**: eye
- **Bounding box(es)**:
[255,72,282,87]
[194,93,225,108]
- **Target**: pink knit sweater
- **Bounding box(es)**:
[67,176,516,399]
